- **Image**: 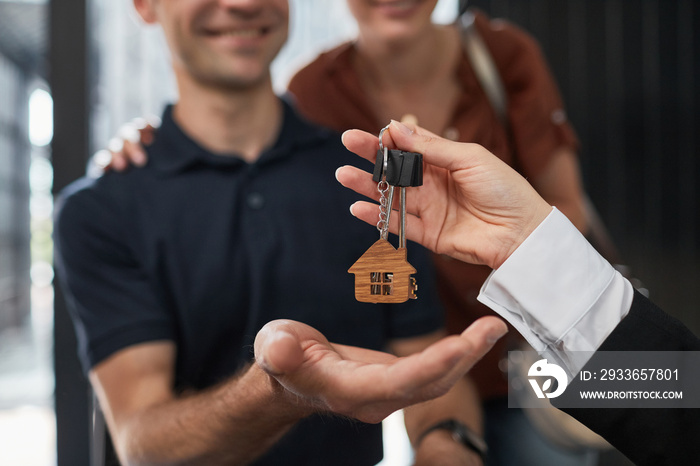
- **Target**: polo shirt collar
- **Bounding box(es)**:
[149,97,330,175]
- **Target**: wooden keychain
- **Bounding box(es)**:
[348,124,423,303]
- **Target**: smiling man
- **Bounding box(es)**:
[53,1,500,465]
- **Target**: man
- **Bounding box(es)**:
[337,120,700,466]
[54,1,503,465]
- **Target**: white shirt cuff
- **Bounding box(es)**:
[477,207,634,378]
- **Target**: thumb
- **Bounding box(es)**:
[387,119,487,172]
[433,316,509,384]
[254,320,305,375]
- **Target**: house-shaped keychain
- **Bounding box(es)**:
[348,239,417,303]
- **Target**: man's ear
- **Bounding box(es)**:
[133,0,158,24]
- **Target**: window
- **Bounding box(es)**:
[370,272,393,296]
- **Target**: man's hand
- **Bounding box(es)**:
[89,117,157,175]
[336,120,552,270]
[254,317,507,424]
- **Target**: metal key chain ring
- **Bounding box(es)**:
[378,123,390,175]
[376,124,392,239]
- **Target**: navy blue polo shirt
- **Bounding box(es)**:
[54,99,443,465]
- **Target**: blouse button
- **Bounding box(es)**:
[247,192,265,210]
[551,109,567,124]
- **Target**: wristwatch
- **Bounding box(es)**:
[417,419,488,462]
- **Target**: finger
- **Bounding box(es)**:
[108,136,124,153]
[138,115,162,145]
[146,114,162,128]
[460,315,509,345]
[341,130,379,165]
[335,165,380,202]
[112,156,128,172]
[378,119,437,150]
[107,138,129,172]
[400,317,508,386]
[119,123,148,166]
[92,149,113,172]
[387,316,508,398]
[419,317,507,397]
[132,117,149,131]
[132,117,157,145]
[387,120,488,172]
[399,114,418,126]
[119,123,141,144]
[260,331,303,375]
[333,343,397,365]
[254,320,307,375]
[349,201,426,244]
[446,316,508,378]
[336,164,424,217]
[309,338,469,418]
[123,139,148,167]
[384,335,477,398]
[140,125,156,145]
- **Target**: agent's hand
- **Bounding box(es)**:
[89,117,158,175]
[254,317,507,424]
[337,120,552,270]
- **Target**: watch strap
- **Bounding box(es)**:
[416,418,488,461]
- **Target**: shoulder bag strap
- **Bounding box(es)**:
[458,11,510,132]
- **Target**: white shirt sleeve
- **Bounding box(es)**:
[477,207,635,378]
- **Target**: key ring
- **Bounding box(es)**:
[378,123,390,152]
[376,124,393,240]
[378,123,390,176]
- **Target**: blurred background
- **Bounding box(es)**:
[0,0,697,464]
